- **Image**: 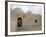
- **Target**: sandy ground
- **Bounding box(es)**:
[10,18,42,32]
[16,24,42,32]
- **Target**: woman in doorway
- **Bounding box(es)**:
[17,17,22,27]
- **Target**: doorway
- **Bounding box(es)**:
[17,17,22,27]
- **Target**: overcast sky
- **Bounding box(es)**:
[10,4,43,15]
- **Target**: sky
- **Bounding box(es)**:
[10,4,43,15]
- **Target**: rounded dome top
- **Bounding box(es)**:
[27,10,32,15]
[12,8,24,13]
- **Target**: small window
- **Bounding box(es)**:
[35,19,37,23]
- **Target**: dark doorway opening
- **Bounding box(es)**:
[35,19,37,23]
[17,17,22,27]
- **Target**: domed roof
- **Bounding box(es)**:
[27,10,32,15]
[27,10,32,13]
[12,8,24,13]
[11,8,25,16]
